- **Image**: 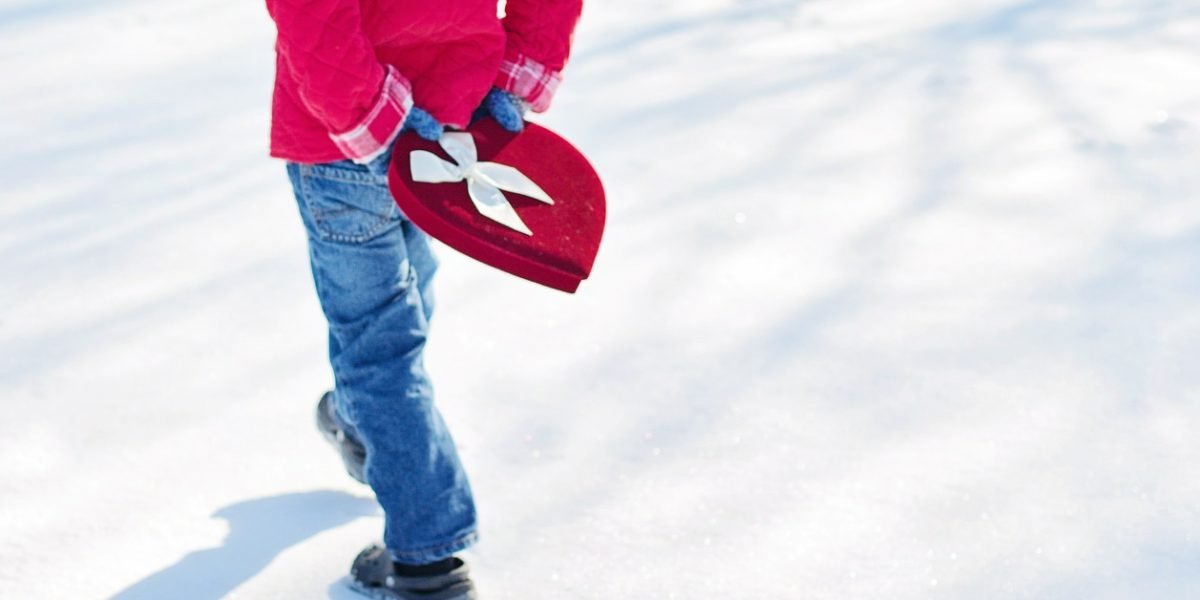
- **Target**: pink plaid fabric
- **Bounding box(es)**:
[495,55,562,113]
[328,66,414,164]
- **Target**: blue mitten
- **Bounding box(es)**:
[402,107,444,142]
[482,88,529,133]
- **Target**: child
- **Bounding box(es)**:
[263,0,582,597]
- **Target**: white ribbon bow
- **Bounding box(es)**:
[409,132,554,236]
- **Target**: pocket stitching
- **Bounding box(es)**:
[299,168,398,244]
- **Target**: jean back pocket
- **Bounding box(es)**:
[297,160,400,244]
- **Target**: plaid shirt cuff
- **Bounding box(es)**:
[329,65,414,164]
[495,55,562,113]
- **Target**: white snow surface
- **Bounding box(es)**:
[2,0,1199,598]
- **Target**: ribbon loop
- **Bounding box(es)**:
[440,132,477,170]
[409,150,463,183]
[409,133,553,236]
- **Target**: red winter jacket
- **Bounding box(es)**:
[265,0,582,164]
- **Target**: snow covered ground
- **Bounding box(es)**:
[2,0,1199,598]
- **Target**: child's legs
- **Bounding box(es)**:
[286,159,477,563]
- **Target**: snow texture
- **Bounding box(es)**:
[2,0,1199,598]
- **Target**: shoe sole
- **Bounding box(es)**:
[346,578,478,600]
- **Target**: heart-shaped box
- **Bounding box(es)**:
[387,118,606,293]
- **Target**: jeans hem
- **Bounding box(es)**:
[389,529,479,564]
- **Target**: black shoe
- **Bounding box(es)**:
[316,391,367,484]
[349,544,477,600]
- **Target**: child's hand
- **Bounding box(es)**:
[481,88,529,133]
[402,107,444,142]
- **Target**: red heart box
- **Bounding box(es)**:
[387,118,606,293]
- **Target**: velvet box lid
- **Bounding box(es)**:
[387,119,606,293]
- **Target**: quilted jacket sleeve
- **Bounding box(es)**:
[496,0,584,112]
[266,0,411,163]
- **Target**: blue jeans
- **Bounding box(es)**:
[286,149,478,564]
